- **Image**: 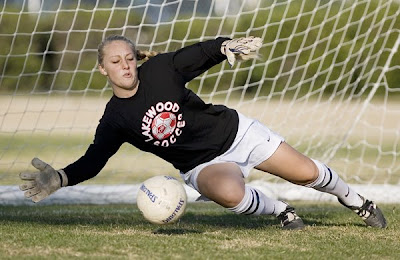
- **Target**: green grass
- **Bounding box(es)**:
[1,202,399,259]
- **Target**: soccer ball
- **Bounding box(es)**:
[151,112,177,140]
[137,175,187,224]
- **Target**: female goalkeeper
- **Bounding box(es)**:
[19,35,387,229]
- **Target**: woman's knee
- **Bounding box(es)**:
[216,182,244,207]
[293,158,319,186]
[197,163,245,208]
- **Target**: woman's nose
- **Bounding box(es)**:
[122,59,129,69]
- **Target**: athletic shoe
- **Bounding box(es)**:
[338,195,387,228]
[277,206,305,230]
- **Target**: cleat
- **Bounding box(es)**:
[277,206,305,230]
[338,195,387,228]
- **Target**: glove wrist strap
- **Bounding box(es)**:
[221,40,230,55]
[57,169,68,187]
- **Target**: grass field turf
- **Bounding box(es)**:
[1,202,399,259]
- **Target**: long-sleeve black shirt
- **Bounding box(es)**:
[64,37,239,185]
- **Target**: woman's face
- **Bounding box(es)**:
[98,40,139,98]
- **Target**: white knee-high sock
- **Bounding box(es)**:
[229,186,287,217]
[308,159,363,207]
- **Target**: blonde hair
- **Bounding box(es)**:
[136,50,159,61]
[98,35,160,65]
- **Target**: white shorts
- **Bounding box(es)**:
[180,112,284,192]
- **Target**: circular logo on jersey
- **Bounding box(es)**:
[151,112,177,140]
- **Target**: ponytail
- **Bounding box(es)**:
[136,50,160,61]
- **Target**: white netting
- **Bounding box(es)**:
[1,0,399,204]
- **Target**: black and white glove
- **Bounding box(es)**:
[221,36,263,67]
[19,158,68,203]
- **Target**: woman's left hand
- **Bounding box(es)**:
[221,36,263,67]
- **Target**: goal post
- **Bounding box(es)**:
[1,0,400,204]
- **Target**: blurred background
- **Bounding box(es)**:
[1,0,399,203]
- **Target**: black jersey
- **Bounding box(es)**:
[64,37,239,185]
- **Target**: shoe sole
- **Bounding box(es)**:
[364,206,387,228]
[282,218,305,230]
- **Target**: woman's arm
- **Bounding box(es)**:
[19,119,124,203]
[171,36,262,82]
[63,119,125,186]
[172,37,230,82]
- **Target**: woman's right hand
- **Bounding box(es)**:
[19,158,68,203]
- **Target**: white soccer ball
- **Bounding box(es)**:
[137,175,187,224]
[151,112,177,140]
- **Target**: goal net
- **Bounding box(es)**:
[1,0,399,204]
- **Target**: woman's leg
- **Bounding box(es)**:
[255,142,362,206]
[256,141,387,228]
[196,162,304,229]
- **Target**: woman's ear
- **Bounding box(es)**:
[98,64,107,76]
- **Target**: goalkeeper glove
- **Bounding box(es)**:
[221,36,263,67]
[19,158,68,203]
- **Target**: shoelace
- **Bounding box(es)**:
[355,200,374,220]
[278,208,297,225]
